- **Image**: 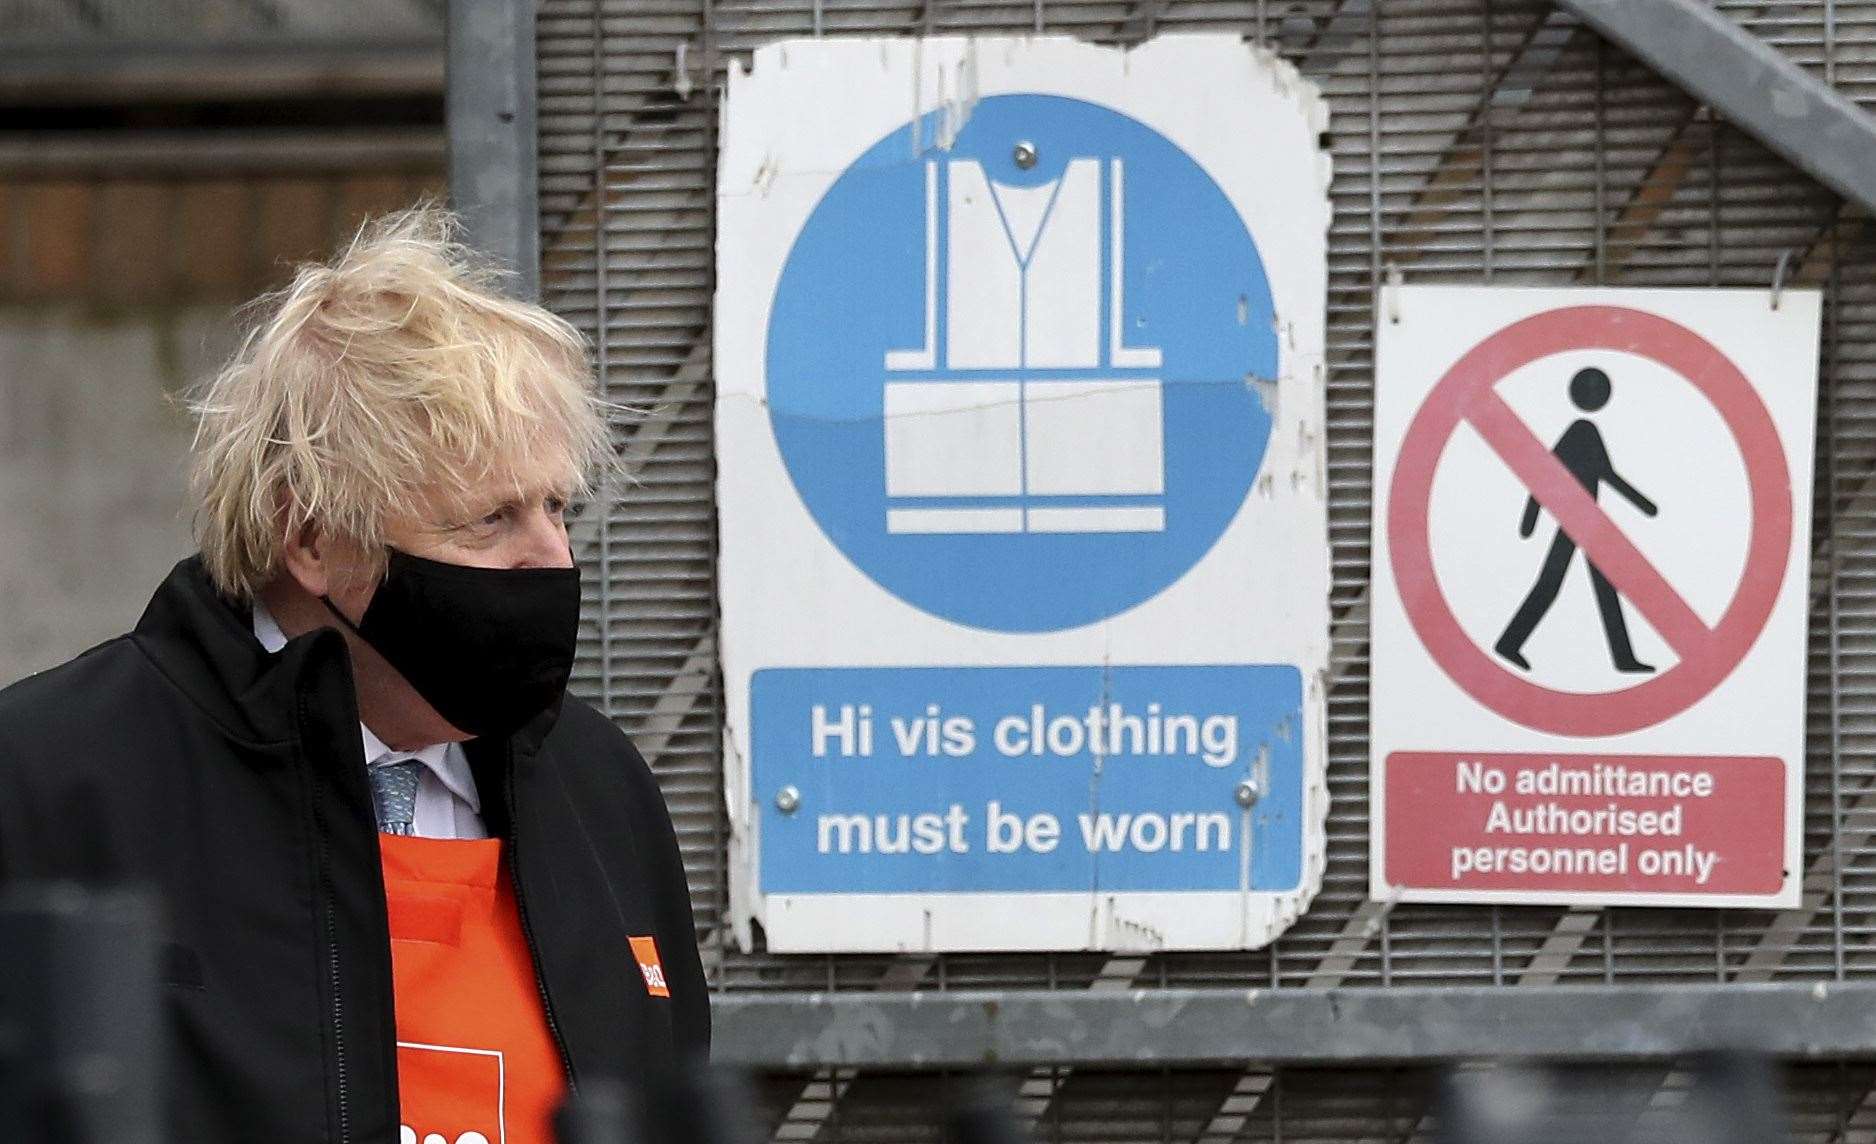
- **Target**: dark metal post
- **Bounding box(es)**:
[446,0,541,299]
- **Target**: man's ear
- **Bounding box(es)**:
[278,517,332,599]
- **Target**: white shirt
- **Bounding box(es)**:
[252,604,487,840]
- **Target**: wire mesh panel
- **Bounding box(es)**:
[741,1061,1876,1144]
[529,1,1876,1139]
[539,0,1876,994]
[540,0,727,939]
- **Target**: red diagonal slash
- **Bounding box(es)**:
[1465,391,1711,659]
[1387,303,1795,738]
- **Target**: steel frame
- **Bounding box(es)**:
[713,982,1876,1069]
[1557,0,1876,218]
[446,0,540,298]
[476,0,1876,1091]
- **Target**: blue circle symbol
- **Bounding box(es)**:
[767,94,1277,632]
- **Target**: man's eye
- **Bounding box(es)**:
[479,508,508,527]
[563,500,588,521]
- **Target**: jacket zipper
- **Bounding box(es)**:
[300,691,352,1144]
[506,750,577,1088]
[319,824,352,1143]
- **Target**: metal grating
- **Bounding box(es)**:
[741,1061,1876,1144]
[538,0,1876,1000]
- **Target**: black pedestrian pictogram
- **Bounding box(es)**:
[1494,367,1660,674]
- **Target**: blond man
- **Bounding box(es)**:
[0,209,707,1143]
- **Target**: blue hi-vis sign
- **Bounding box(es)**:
[716,35,1332,953]
[754,666,1304,894]
[768,94,1278,633]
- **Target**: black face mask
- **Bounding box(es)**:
[322,548,581,740]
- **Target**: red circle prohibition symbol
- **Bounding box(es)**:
[1388,305,1793,737]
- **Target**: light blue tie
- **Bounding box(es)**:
[369,759,425,836]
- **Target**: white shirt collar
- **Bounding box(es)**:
[250,601,481,814]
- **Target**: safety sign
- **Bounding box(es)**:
[715,35,1332,952]
[1370,285,1819,909]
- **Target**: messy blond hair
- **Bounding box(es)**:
[189,205,611,600]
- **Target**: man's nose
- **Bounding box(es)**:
[515,506,574,569]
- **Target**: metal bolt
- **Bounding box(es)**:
[1012,140,1038,170]
[1234,778,1262,808]
[775,785,801,814]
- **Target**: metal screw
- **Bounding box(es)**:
[1012,140,1038,170]
[1234,778,1262,808]
[775,785,801,814]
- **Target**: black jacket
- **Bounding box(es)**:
[0,556,709,1142]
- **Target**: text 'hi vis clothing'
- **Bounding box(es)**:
[0,557,709,1143]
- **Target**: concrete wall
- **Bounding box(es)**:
[0,166,446,687]
[0,305,237,686]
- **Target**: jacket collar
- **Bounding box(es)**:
[132,556,347,747]
[130,556,561,761]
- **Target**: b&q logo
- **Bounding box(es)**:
[395,1042,502,1144]
[630,935,670,998]
[400,1129,490,1144]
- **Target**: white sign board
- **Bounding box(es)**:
[714,35,1333,952]
[1371,285,1819,909]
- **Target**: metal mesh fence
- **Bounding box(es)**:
[542,0,1876,996]
[536,1,1876,1138]
[746,1061,1876,1144]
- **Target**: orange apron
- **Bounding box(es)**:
[380,833,566,1144]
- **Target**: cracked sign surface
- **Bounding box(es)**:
[714,35,1332,952]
